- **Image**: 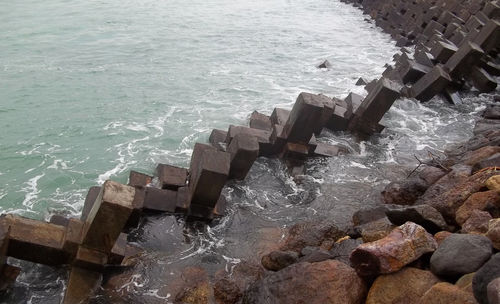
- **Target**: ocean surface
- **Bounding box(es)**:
[0,0,490,303]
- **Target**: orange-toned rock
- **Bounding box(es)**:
[359,218,396,243]
[243,260,367,304]
[171,267,212,304]
[418,282,477,304]
[462,210,492,234]
[455,190,500,225]
[486,218,500,250]
[424,170,498,223]
[486,175,500,192]
[350,222,437,276]
[366,267,440,304]
[434,231,452,245]
[459,146,500,167]
[456,273,475,293]
[280,221,344,253]
[214,261,264,304]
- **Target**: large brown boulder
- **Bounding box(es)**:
[486,218,500,250]
[350,222,437,276]
[417,164,471,206]
[486,175,500,192]
[455,190,500,225]
[261,250,299,271]
[382,178,428,205]
[418,282,477,304]
[462,210,492,234]
[171,267,212,304]
[214,261,264,304]
[366,267,440,304]
[280,221,345,253]
[243,260,367,304]
[359,218,396,242]
[458,146,500,167]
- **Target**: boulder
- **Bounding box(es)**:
[171,267,212,304]
[455,190,500,225]
[386,204,448,234]
[418,166,447,185]
[486,218,500,250]
[329,238,362,266]
[486,175,500,192]
[456,273,476,294]
[434,231,452,245]
[243,260,367,304]
[366,267,441,304]
[359,217,396,243]
[280,221,344,253]
[473,254,500,304]
[462,210,492,234]
[350,222,437,276]
[382,178,428,205]
[299,246,333,263]
[352,206,389,226]
[458,146,500,167]
[261,250,299,271]
[418,282,477,304]
[487,278,500,304]
[214,261,264,304]
[430,234,493,277]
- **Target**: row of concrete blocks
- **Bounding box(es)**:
[346,0,500,103]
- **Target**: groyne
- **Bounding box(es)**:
[0,0,499,303]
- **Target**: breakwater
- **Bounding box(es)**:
[0,0,498,303]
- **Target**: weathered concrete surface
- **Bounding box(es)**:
[227,133,259,180]
[155,164,187,190]
[63,267,102,304]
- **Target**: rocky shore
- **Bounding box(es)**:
[0,0,498,303]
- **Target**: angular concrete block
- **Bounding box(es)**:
[62,218,84,257]
[326,107,349,131]
[443,88,462,105]
[445,41,485,78]
[344,92,364,119]
[208,129,227,151]
[430,40,458,63]
[225,125,272,156]
[281,143,309,161]
[469,66,498,92]
[270,124,287,155]
[63,267,102,304]
[411,65,452,102]
[213,195,227,217]
[49,214,70,227]
[314,98,335,135]
[143,187,177,213]
[483,1,500,19]
[227,133,259,180]
[72,246,107,271]
[473,19,500,53]
[414,48,435,67]
[155,164,188,190]
[270,108,290,126]
[283,93,331,144]
[423,20,446,36]
[82,181,135,254]
[5,215,67,265]
[313,143,340,157]
[128,171,152,188]
[189,143,230,208]
[175,186,190,213]
[400,60,432,84]
[249,111,272,131]
[109,233,142,265]
[364,78,378,93]
[80,186,101,222]
[466,15,485,32]
[353,78,401,124]
[188,204,215,220]
[0,219,9,269]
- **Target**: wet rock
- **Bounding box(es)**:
[456,273,476,294]
[352,206,388,226]
[243,260,367,304]
[317,60,331,69]
[430,234,493,277]
[280,220,344,253]
[487,278,500,304]
[418,166,448,186]
[359,217,396,243]
[472,153,500,173]
[366,267,440,304]
[423,169,498,224]
[418,282,477,304]
[329,238,362,266]
[299,247,332,263]
[261,250,299,271]
[484,105,500,120]
[171,267,212,304]
[458,146,500,167]
[434,231,452,245]
[382,177,428,205]
[455,190,500,225]
[486,175,500,192]
[486,218,500,250]
[214,261,264,304]
[350,222,437,276]
[473,253,500,304]
[462,210,492,234]
[386,204,448,234]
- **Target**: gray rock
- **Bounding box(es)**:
[261,250,299,271]
[487,277,500,304]
[386,204,448,234]
[329,238,362,266]
[473,253,500,304]
[299,247,332,263]
[352,206,389,226]
[430,234,493,277]
[382,177,428,205]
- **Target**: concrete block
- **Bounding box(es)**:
[0,265,20,292]
[423,20,446,36]
[400,60,432,84]
[482,59,500,76]
[473,19,500,53]
[443,88,462,105]
[469,66,498,92]
[143,187,177,213]
[466,15,486,32]
[0,220,9,269]
[430,40,458,63]
[5,215,67,265]
[344,92,364,119]
[450,30,468,46]
[62,267,102,304]
[356,77,369,85]
[82,181,135,254]
[249,111,272,131]
[352,78,401,125]
[226,125,272,156]
[188,204,214,220]
[445,41,485,78]
[483,1,500,19]
[313,143,340,157]
[80,186,101,222]
[213,195,227,217]
[189,143,230,208]
[128,171,152,188]
[109,233,137,265]
[175,186,190,213]
[227,133,259,180]
[411,65,452,102]
[364,78,378,93]
[282,93,331,144]
[62,218,84,257]
[281,143,309,161]
[314,98,335,135]
[155,164,187,190]
[270,124,287,155]
[208,129,227,151]
[326,108,349,131]
[270,108,290,126]
[72,246,107,271]
[49,214,70,227]
[414,48,435,67]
